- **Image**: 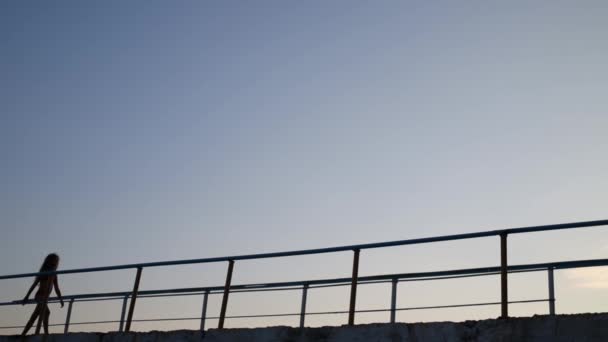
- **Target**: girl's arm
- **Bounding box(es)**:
[22,278,39,304]
[53,277,64,307]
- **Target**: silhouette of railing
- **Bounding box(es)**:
[0,220,606,334]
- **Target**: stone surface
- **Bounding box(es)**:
[2,314,607,342]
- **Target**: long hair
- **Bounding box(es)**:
[37,253,60,280]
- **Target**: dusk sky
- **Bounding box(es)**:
[1,1,607,334]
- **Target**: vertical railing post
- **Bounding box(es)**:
[200,290,209,331]
[548,267,556,315]
[218,260,235,329]
[125,267,143,332]
[119,295,129,332]
[299,283,309,328]
[348,249,360,326]
[500,233,508,319]
[64,298,74,334]
[390,278,398,323]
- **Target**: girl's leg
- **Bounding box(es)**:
[35,301,48,335]
[21,304,42,335]
[35,311,43,335]
[42,305,50,335]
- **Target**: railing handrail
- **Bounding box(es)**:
[3,257,607,307]
[2,219,606,281]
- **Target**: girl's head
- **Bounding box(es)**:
[40,253,60,272]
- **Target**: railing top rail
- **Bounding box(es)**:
[1,219,606,281]
[2,257,607,307]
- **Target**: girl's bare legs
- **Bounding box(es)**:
[21,304,42,335]
[42,305,50,335]
[35,311,43,335]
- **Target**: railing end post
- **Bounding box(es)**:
[348,249,361,326]
[548,266,556,316]
[200,290,210,331]
[500,233,508,319]
[390,278,398,323]
[125,267,143,332]
[218,260,235,329]
[299,283,309,329]
[64,298,75,334]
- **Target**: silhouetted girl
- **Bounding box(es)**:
[21,253,64,335]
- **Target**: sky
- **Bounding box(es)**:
[1,0,607,334]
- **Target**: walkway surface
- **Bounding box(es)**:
[2,313,608,342]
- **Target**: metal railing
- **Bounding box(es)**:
[1,219,606,333]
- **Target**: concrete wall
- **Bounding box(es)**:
[2,313,607,342]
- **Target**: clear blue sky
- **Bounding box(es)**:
[1,1,607,333]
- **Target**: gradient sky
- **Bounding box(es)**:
[1,0,607,334]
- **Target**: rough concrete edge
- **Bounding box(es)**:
[2,313,607,341]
